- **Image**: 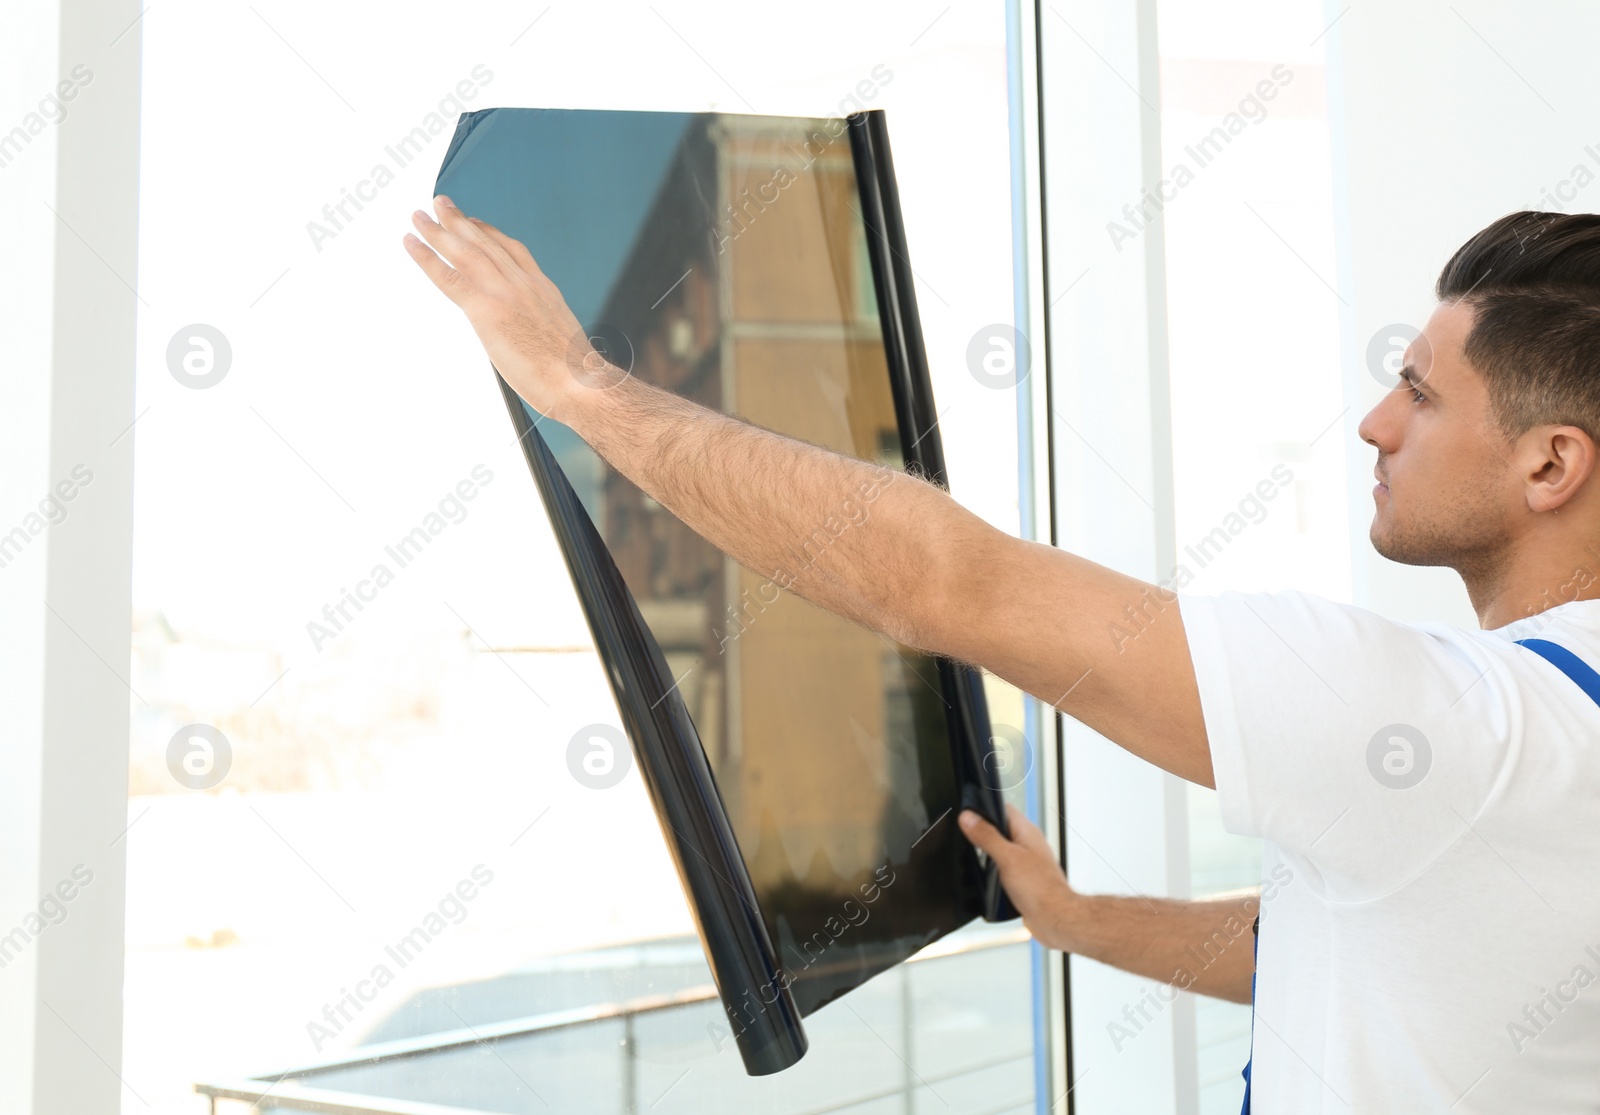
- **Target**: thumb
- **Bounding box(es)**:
[959,809,1015,864]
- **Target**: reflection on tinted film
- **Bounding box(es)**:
[436,108,988,1033]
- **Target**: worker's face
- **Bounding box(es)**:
[1356,301,1517,568]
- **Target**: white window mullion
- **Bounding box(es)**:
[0,2,143,1112]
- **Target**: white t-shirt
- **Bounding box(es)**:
[1179,589,1600,1114]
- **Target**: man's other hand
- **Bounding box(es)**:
[959,805,1072,951]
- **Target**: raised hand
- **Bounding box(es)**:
[403,194,622,421]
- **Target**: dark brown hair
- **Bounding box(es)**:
[1435,210,1600,442]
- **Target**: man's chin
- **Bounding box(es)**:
[1369,517,1410,565]
[1369,521,1393,561]
[1370,521,1456,569]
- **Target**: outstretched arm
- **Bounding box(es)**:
[960,807,1257,1003]
[404,197,1213,787]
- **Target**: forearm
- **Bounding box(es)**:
[560,375,980,649]
[1051,888,1259,1004]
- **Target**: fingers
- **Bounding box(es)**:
[467,215,541,274]
[402,232,463,300]
[958,809,1016,866]
[426,197,556,314]
[409,194,547,293]
[433,196,538,284]
[961,804,1059,864]
[441,198,525,279]
[411,198,493,277]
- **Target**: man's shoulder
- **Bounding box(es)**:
[1490,596,1600,647]
[1178,586,1492,664]
[1180,585,1600,660]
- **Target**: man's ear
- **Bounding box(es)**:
[1522,424,1598,513]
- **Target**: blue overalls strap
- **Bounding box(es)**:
[1516,638,1600,708]
[1241,914,1258,1113]
[1237,639,1600,1113]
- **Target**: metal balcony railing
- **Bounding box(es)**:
[196,928,1034,1115]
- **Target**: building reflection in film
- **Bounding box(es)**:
[543,113,970,1004]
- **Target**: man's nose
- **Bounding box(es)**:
[1357,390,1399,451]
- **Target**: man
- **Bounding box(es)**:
[405,203,1600,1111]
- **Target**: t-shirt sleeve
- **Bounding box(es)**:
[1178,589,1521,900]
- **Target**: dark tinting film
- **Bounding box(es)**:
[434,107,1009,1075]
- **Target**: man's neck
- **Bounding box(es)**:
[1465,531,1600,629]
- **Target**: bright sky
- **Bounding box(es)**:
[131,1,1021,665]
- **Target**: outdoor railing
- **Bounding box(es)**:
[196,927,1033,1115]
